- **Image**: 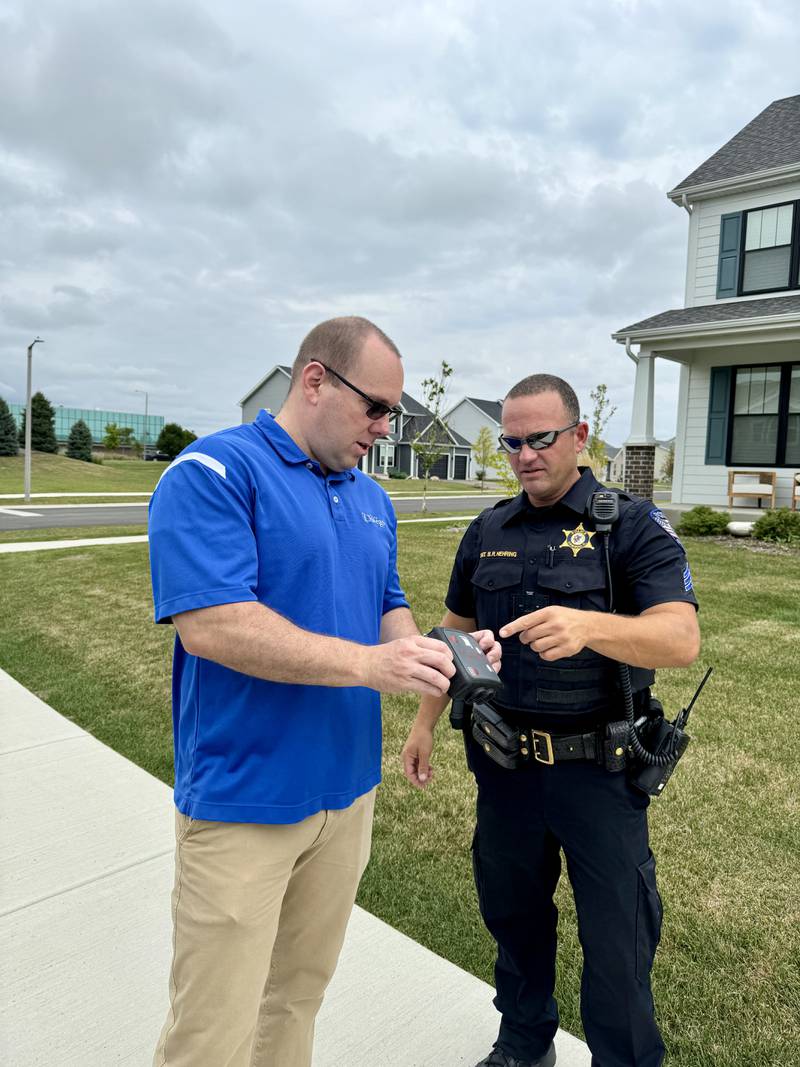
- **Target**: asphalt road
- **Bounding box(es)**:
[0,489,671,533]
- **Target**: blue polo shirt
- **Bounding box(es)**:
[148,410,408,824]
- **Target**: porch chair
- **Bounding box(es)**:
[793,473,800,511]
[727,470,777,509]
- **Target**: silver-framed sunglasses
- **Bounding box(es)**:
[498,420,579,453]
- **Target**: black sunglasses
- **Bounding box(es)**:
[498,420,579,453]
[319,363,402,421]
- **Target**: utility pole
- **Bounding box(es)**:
[24,337,44,502]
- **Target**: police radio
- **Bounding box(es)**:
[426,627,503,729]
[587,491,712,797]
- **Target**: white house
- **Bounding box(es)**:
[239,368,471,479]
[444,397,503,480]
[613,94,800,508]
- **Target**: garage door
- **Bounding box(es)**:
[420,454,449,479]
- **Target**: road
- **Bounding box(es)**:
[0,489,671,533]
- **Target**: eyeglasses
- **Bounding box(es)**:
[498,420,579,453]
[319,363,402,421]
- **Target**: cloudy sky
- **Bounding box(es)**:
[0,0,798,445]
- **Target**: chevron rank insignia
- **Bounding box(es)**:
[559,523,596,557]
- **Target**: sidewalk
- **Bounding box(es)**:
[0,667,590,1067]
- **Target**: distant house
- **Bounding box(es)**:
[613,94,800,506]
[444,397,503,480]
[239,368,471,479]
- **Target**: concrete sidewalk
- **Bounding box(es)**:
[0,667,590,1067]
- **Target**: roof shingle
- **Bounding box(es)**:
[614,294,800,337]
[670,95,800,194]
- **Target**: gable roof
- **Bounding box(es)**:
[467,397,503,423]
[399,391,430,416]
[669,95,800,196]
[613,293,800,340]
[239,365,291,406]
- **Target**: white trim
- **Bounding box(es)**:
[158,452,227,486]
[613,311,800,347]
[667,161,800,205]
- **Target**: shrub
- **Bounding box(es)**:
[677,505,730,537]
[751,508,800,546]
[388,468,408,479]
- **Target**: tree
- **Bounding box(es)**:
[157,422,198,460]
[0,397,19,456]
[103,423,121,450]
[17,391,57,453]
[582,383,617,480]
[486,450,520,498]
[66,419,93,462]
[472,426,497,491]
[410,361,453,512]
[117,426,137,451]
[662,441,675,483]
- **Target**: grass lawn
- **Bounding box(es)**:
[0,453,165,494]
[0,531,798,1065]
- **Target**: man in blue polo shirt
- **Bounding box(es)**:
[148,316,501,1067]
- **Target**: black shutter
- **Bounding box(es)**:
[705,366,732,465]
[716,212,742,298]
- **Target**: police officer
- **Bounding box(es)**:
[402,373,700,1067]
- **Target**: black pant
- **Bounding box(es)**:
[468,737,665,1067]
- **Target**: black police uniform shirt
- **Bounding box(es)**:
[445,468,699,734]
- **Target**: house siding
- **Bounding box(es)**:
[241,374,291,423]
[688,179,800,307]
[445,399,501,479]
[673,342,800,507]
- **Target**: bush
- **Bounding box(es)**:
[751,508,800,546]
[677,505,730,537]
[388,468,408,479]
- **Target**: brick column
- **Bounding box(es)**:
[624,444,655,500]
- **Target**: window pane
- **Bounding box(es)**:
[760,207,778,247]
[745,210,762,251]
[733,371,751,414]
[776,204,794,245]
[742,246,791,291]
[785,415,800,465]
[790,367,800,413]
[730,415,778,464]
[763,368,781,413]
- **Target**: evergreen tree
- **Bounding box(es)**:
[66,419,93,462]
[0,397,19,456]
[17,392,57,452]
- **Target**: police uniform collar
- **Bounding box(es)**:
[500,467,601,526]
[254,410,356,481]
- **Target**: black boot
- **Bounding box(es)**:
[474,1042,556,1067]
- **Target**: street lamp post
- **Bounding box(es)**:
[24,337,44,503]
[134,389,149,459]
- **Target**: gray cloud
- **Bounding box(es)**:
[0,0,797,445]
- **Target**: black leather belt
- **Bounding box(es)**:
[518,728,601,765]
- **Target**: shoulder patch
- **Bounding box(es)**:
[648,508,684,549]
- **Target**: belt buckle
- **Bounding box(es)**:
[532,729,554,765]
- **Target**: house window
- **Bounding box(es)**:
[742,203,796,294]
[377,443,395,469]
[728,363,800,466]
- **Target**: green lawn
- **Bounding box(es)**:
[0,531,798,1065]
[0,453,164,494]
[0,524,148,544]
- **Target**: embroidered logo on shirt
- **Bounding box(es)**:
[559,523,596,557]
[649,508,684,550]
[362,512,386,528]
[479,550,520,559]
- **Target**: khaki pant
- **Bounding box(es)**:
[153,788,376,1067]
